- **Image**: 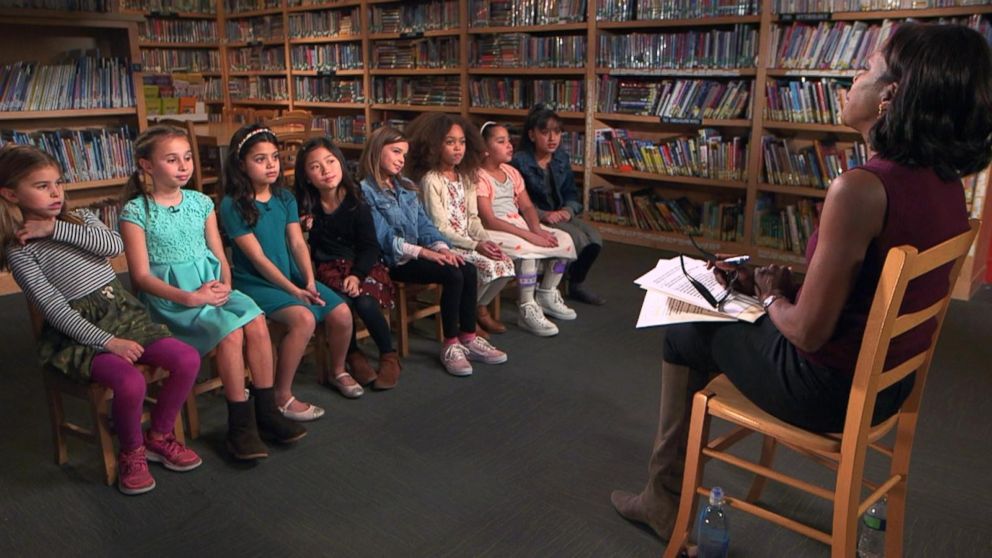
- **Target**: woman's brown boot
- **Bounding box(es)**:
[346,350,378,386]
[373,352,402,390]
[477,304,506,334]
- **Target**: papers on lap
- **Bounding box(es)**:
[635,257,764,328]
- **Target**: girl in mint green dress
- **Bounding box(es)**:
[120,125,306,462]
[218,125,358,419]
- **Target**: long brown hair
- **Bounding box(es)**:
[120,124,191,213]
[358,125,415,190]
[404,112,484,184]
[223,124,284,228]
[0,144,80,271]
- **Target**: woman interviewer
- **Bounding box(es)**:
[611,23,992,540]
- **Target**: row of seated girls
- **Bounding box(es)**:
[0,104,604,495]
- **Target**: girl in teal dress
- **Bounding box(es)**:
[120,125,306,462]
[219,124,358,412]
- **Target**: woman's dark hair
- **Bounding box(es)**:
[519,104,561,154]
[295,136,363,217]
[224,124,284,228]
[870,23,992,181]
[404,112,485,183]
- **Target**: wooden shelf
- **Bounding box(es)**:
[596,67,757,77]
[592,167,749,190]
[593,221,750,254]
[468,67,586,76]
[765,68,857,78]
[294,101,366,110]
[139,41,218,49]
[336,142,364,150]
[286,1,361,13]
[370,103,462,113]
[368,28,459,40]
[757,183,828,199]
[0,108,138,120]
[763,121,856,134]
[225,7,283,19]
[468,22,588,34]
[776,5,992,22]
[288,35,362,44]
[594,113,750,127]
[225,38,286,48]
[597,15,761,29]
[63,177,130,192]
[468,107,584,119]
[123,10,216,19]
[291,69,365,76]
[231,99,291,107]
[229,70,289,76]
[0,9,143,24]
[370,68,461,75]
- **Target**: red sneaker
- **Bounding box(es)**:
[118,446,156,495]
[145,432,203,472]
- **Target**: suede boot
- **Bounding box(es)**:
[611,362,694,540]
[226,399,269,461]
[476,304,506,334]
[347,350,378,386]
[373,352,402,390]
[252,386,307,444]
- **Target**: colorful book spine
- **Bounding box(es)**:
[293,77,364,103]
[470,78,585,112]
[0,126,137,183]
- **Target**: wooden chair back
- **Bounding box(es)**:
[263,112,312,135]
[664,219,980,558]
[392,281,444,357]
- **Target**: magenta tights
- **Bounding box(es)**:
[89,337,201,451]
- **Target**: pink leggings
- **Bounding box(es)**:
[90,337,200,451]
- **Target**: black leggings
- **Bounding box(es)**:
[389,259,477,339]
[569,243,601,284]
[663,317,914,433]
[333,291,394,355]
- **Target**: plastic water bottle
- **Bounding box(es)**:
[696,487,730,558]
[857,496,887,558]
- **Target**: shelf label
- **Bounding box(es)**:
[660,116,702,127]
[399,31,424,39]
[778,13,832,22]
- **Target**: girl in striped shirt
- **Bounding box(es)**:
[0,144,202,495]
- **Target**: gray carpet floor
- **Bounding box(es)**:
[1,242,990,557]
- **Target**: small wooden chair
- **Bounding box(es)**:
[263,112,312,135]
[663,220,980,558]
[392,281,444,357]
[26,303,185,486]
[275,131,308,180]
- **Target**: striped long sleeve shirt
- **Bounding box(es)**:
[8,210,123,349]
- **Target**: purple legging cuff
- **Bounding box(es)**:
[89,337,200,451]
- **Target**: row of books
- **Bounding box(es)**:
[122,0,215,14]
[288,7,359,40]
[0,126,136,183]
[85,198,122,231]
[139,18,217,43]
[0,57,135,112]
[225,0,280,16]
[596,0,758,21]
[145,72,222,103]
[469,78,585,112]
[761,136,867,189]
[293,77,364,104]
[772,0,987,13]
[228,46,286,72]
[142,49,220,74]
[312,114,367,144]
[596,128,749,182]
[764,78,849,125]
[3,0,109,10]
[372,38,459,70]
[598,27,759,70]
[597,77,752,120]
[561,130,586,166]
[373,76,462,107]
[471,34,586,69]
[228,76,288,101]
[588,187,745,242]
[369,1,460,34]
[770,19,898,70]
[469,0,588,27]
[754,195,821,254]
[292,44,363,72]
[226,15,284,43]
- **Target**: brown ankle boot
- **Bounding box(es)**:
[476,304,506,334]
[475,322,490,339]
[346,350,377,386]
[373,352,401,390]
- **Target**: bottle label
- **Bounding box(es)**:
[863,515,887,531]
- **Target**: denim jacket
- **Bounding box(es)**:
[511,148,583,217]
[360,176,448,267]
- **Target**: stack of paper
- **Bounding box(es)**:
[635,256,764,328]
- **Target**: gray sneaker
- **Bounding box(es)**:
[441,343,473,376]
[537,288,577,320]
[517,302,559,337]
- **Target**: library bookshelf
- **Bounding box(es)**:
[1,0,991,299]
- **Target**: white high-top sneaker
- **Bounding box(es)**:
[536,288,578,320]
[517,302,559,336]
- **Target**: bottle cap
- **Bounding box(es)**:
[710,487,725,505]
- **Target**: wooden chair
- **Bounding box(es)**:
[275,131,308,180]
[26,303,185,486]
[392,281,444,357]
[663,220,980,558]
[253,109,279,122]
[263,112,312,135]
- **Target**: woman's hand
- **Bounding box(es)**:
[293,284,325,306]
[15,220,56,245]
[342,275,361,297]
[437,248,464,266]
[420,248,452,266]
[475,240,503,259]
[527,229,557,248]
[104,337,144,364]
[707,255,756,296]
[754,264,795,301]
[188,280,231,307]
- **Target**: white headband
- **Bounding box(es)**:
[480,121,498,135]
[237,128,276,156]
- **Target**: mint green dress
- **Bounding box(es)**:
[218,189,341,319]
[120,190,263,355]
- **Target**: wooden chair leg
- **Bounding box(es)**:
[90,389,117,486]
[45,382,68,465]
[396,286,410,357]
[184,394,201,440]
[173,411,186,445]
[746,435,777,502]
[489,291,501,321]
[664,391,713,558]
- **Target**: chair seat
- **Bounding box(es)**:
[705,374,899,455]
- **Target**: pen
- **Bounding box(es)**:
[720,255,750,266]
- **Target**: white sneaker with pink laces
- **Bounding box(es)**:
[441,343,473,376]
[461,336,508,365]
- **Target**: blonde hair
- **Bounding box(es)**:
[358,126,414,190]
[120,124,191,210]
[0,144,81,271]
